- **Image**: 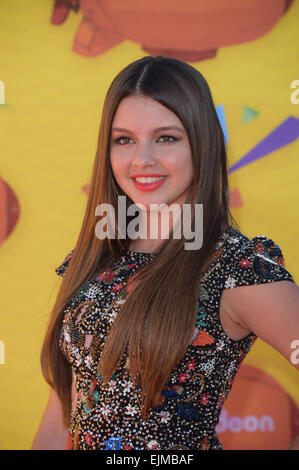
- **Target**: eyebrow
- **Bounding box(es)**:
[111,125,185,134]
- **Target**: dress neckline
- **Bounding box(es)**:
[118,225,234,260]
[119,248,156,260]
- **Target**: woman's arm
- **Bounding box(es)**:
[31,387,69,450]
[222,280,299,449]
[221,280,299,370]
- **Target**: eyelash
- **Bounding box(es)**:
[114,135,178,145]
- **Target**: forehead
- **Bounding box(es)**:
[112,95,183,128]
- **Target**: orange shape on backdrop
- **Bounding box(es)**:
[0,176,8,245]
[229,187,244,208]
[217,364,299,450]
[71,0,292,60]
[0,176,20,247]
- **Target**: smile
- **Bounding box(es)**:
[134,176,165,183]
[131,175,167,192]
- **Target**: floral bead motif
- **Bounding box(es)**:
[104,436,122,450]
[252,238,288,280]
[177,403,200,421]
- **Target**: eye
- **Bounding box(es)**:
[158,135,177,143]
[113,134,178,145]
[114,136,133,145]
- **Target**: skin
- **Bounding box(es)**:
[110,94,194,253]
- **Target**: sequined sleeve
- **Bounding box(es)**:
[222,235,296,289]
[55,249,75,277]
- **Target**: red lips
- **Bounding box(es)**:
[130,173,167,178]
[131,174,168,192]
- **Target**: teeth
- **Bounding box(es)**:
[134,176,166,183]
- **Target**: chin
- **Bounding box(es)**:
[136,201,171,212]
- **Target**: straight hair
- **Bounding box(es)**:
[41,55,239,427]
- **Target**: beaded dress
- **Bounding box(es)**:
[55,226,295,450]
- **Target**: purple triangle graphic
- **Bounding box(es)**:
[228,116,299,174]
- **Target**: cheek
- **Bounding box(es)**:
[110,152,128,179]
[167,151,193,182]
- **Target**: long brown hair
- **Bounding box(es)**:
[41,55,239,428]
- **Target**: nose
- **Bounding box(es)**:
[131,141,157,168]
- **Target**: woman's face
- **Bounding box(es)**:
[110,95,194,211]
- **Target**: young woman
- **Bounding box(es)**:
[33,55,299,450]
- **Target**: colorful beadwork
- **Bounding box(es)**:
[56,226,295,450]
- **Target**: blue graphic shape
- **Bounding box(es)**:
[216,104,229,144]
